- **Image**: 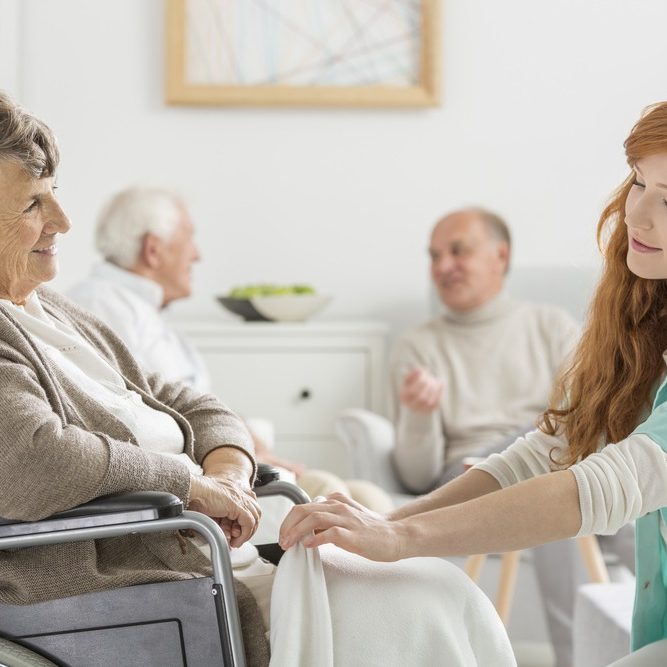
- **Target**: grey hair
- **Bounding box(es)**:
[468,207,512,250]
[467,207,512,273]
[95,187,183,268]
[0,91,59,177]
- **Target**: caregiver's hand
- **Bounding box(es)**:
[279,492,407,562]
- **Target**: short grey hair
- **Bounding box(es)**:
[467,207,512,274]
[95,187,183,268]
[0,91,59,177]
[469,207,512,250]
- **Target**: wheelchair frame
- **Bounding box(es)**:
[0,467,309,667]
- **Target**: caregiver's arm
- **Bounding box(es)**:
[403,431,667,558]
[387,468,501,520]
[280,469,580,561]
[400,470,580,558]
[280,431,667,561]
[388,428,563,521]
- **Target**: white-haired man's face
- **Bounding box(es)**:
[150,203,200,307]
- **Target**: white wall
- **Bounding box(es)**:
[5,0,667,334]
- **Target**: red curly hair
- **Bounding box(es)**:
[541,102,667,465]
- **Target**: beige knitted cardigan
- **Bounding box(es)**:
[0,288,269,664]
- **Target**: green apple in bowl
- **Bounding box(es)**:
[228,284,316,298]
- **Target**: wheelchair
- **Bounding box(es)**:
[0,464,308,667]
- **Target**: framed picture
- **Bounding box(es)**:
[165,0,441,107]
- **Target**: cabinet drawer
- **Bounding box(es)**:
[200,350,368,437]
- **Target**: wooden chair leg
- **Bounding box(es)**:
[464,536,609,630]
[576,534,609,584]
[464,553,487,583]
[495,550,521,625]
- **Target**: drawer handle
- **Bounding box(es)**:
[299,389,312,400]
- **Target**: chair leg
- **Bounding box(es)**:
[576,534,609,584]
[495,551,521,625]
[466,536,609,630]
[464,553,487,583]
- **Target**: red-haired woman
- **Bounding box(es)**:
[281,101,667,666]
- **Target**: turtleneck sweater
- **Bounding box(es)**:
[389,292,580,493]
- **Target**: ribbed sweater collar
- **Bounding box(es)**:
[442,290,513,326]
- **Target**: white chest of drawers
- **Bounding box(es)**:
[175,321,388,476]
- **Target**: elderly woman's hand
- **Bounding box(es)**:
[278,492,408,562]
[188,474,261,548]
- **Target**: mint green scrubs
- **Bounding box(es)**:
[630,377,667,651]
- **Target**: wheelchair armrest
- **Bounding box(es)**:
[0,466,304,541]
[0,470,308,583]
[0,491,183,539]
[254,463,281,487]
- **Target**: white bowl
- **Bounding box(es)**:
[249,295,332,322]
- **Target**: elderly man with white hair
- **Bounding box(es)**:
[68,187,394,513]
[68,187,209,391]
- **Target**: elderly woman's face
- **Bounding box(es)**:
[0,160,70,304]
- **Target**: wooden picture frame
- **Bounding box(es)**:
[165,0,441,107]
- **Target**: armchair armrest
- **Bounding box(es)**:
[335,408,407,494]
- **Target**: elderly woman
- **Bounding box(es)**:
[0,93,516,667]
[0,93,271,664]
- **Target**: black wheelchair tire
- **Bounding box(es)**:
[0,639,57,667]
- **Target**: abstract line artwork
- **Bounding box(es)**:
[165,0,441,106]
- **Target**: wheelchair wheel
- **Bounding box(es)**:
[0,638,57,667]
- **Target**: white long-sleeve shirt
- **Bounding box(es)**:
[475,426,667,540]
[67,261,210,392]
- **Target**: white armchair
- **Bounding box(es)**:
[334,408,422,507]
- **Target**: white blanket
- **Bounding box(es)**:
[270,544,516,667]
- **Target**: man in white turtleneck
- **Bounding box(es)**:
[391,208,589,667]
[390,208,580,493]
